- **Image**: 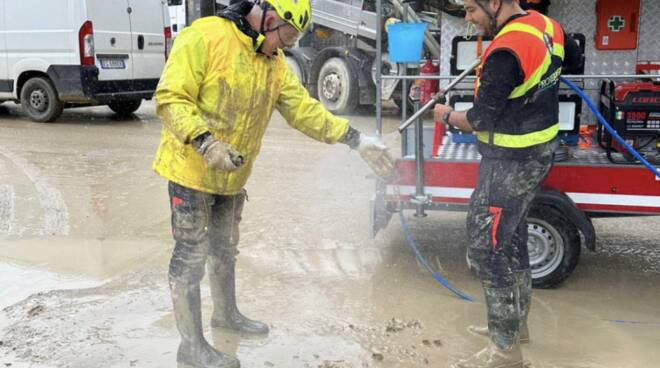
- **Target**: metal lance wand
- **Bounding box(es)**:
[398,58,482,133]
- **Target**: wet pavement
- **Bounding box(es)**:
[0,101,659,367]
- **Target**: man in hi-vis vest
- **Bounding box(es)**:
[434,1,582,367]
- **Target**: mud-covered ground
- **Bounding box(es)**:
[0,101,658,368]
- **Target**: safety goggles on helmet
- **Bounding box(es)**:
[264,22,301,48]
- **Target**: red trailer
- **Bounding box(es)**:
[371,139,660,288]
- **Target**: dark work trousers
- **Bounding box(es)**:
[466,145,554,289]
[168,181,246,285]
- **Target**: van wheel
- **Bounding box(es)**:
[527,205,581,289]
[317,57,357,115]
[20,77,64,122]
[108,100,142,118]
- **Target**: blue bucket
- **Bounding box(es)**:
[387,22,427,63]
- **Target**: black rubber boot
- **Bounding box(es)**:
[208,256,269,335]
[468,271,531,343]
[453,286,523,368]
[171,280,240,368]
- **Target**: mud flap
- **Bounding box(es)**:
[369,180,395,239]
[533,188,596,251]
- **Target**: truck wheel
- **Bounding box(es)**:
[317,57,357,115]
[286,55,305,83]
[392,83,415,115]
[527,205,581,289]
[284,49,308,84]
[20,77,64,122]
[108,100,142,118]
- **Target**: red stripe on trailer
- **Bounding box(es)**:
[391,159,660,215]
[545,165,660,197]
[430,197,469,204]
[576,203,660,214]
[393,161,479,187]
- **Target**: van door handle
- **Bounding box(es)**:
[137,35,145,50]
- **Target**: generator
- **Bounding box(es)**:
[598,80,660,163]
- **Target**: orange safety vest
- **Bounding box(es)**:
[475,10,565,152]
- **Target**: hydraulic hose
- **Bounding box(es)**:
[399,211,474,302]
[560,77,660,179]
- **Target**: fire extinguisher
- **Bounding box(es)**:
[419,54,439,104]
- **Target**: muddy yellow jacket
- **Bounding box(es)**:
[153,17,349,195]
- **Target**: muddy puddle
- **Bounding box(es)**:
[1,104,659,367]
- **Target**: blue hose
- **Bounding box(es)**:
[560,77,660,179]
[399,211,474,302]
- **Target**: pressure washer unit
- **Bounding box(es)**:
[598,79,660,163]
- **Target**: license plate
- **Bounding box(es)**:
[100,58,126,69]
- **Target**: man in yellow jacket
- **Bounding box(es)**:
[153,0,393,366]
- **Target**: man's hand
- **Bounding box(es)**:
[196,134,244,171]
[433,104,453,126]
[357,134,395,179]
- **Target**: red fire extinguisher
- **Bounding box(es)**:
[419,55,439,104]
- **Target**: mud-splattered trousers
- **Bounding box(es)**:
[168,181,245,285]
[466,142,555,287]
[466,142,555,350]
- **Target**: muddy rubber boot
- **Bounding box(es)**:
[454,286,523,368]
[451,341,523,368]
[209,256,269,334]
[515,269,532,343]
[468,271,531,344]
[171,280,241,368]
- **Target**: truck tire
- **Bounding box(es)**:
[284,49,308,84]
[286,55,305,83]
[317,57,357,115]
[527,204,581,288]
[108,99,142,118]
[20,77,64,122]
[392,82,415,115]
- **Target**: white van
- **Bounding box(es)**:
[0,0,174,122]
[168,2,187,38]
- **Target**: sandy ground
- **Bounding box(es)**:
[0,100,658,368]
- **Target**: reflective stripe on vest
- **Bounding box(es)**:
[475,12,564,149]
[477,123,560,148]
[496,14,564,99]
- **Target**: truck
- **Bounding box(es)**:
[0,0,173,122]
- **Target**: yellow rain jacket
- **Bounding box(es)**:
[153,17,349,195]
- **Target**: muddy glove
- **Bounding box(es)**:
[357,134,395,178]
[193,132,244,171]
[341,127,395,178]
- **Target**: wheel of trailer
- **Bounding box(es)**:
[20,77,64,122]
[527,205,581,289]
[317,57,357,115]
[108,99,142,118]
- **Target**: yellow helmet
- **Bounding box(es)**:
[264,0,311,33]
